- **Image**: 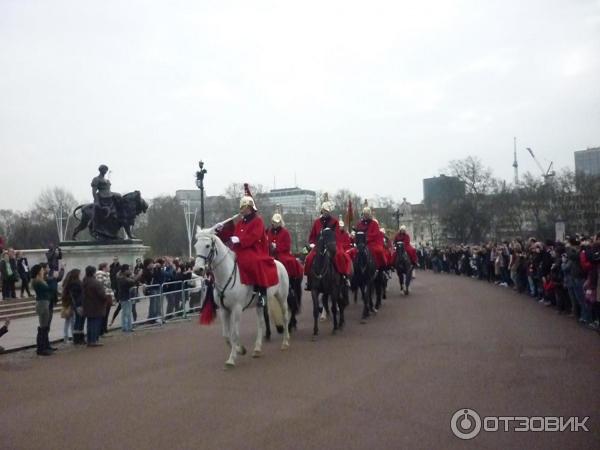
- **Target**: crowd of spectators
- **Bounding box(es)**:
[417,233,600,330]
[0,240,200,354]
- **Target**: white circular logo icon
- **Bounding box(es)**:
[451,408,482,440]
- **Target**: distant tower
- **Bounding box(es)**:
[513,136,519,185]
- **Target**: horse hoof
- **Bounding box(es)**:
[311,335,318,342]
[252,350,262,358]
[280,343,289,351]
[224,362,235,369]
[238,346,247,356]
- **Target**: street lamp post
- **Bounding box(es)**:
[195,160,207,228]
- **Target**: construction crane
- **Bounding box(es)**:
[526,147,555,181]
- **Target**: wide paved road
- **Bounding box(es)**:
[2,271,599,449]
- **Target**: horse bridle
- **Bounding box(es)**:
[197,236,240,312]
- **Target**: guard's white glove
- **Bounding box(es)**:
[271,243,277,249]
[216,223,224,232]
[309,243,315,249]
[230,236,240,244]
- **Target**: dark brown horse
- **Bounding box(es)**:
[308,228,346,339]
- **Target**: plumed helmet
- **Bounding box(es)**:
[240,183,258,211]
[399,225,407,232]
[362,199,371,217]
[271,213,283,225]
[239,196,257,211]
[320,192,333,213]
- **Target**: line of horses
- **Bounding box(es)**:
[193,226,414,368]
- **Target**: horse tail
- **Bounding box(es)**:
[73,204,84,222]
[267,296,285,334]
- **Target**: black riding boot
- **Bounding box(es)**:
[36,327,51,356]
[305,278,312,291]
[254,286,266,307]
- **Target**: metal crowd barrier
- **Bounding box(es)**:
[127,278,206,327]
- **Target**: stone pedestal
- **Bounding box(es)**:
[58,240,150,272]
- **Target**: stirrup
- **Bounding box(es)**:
[256,293,266,307]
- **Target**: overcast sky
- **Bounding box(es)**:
[1,0,599,211]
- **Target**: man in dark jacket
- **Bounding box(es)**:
[46,243,62,272]
[82,266,108,347]
[1,249,19,299]
[16,251,31,298]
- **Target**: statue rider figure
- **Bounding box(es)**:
[91,165,122,225]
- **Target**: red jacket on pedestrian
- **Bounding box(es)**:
[232,213,279,288]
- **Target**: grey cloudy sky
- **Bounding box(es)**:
[1,0,599,211]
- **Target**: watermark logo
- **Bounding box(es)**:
[450,408,590,440]
[451,409,482,440]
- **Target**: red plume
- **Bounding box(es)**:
[243,183,253,198]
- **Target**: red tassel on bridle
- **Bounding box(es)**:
[199,276,217,325]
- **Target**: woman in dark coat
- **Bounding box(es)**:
[82,266,108,347]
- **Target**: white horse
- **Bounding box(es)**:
[193,227,290,368]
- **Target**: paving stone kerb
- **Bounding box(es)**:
[2,271,599,450]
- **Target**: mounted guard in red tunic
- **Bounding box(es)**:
[354,202,388,270]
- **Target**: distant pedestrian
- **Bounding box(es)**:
[31,263,54,356]
[61,270,81,343]
[0,318,10,353]
[82,266,108,347]
[46,243,62,272]
[95,262,114,334]
[65,269,86,345]
[0,249,18,299]
[16,251,32,298]
[116,265,136,332]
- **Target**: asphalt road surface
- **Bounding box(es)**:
[2,271,599,450]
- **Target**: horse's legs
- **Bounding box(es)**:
[253,306,265,358]
[226,305,243,367]
[331,289,338,334]
[311,290,319,339]
[278,293,290,350]
[360,284,369,322]
[375,272,383,309]
[263,306,271,341]
[220,309,231,347]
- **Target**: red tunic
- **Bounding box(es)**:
[393,231,418,265]
[232,213,279,288]
[339,230,352,252]
[305,215,352,276]
[267,226,304,279]
[355,219,387,269]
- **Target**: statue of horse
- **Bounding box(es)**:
[308,228,347,339]
[351,232,378,323]
[193,227,290,368]
[394,241,413,295]
[71,190,148,241]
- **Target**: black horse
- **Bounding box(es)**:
[72,190,148,241]
[394,241,413,295]
[308,228,346,339]
[351,232,378,323]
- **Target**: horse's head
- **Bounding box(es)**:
[318,227,337,255]
[355,231,367,249]
[193,226,219,276]
[395,241,405,254]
